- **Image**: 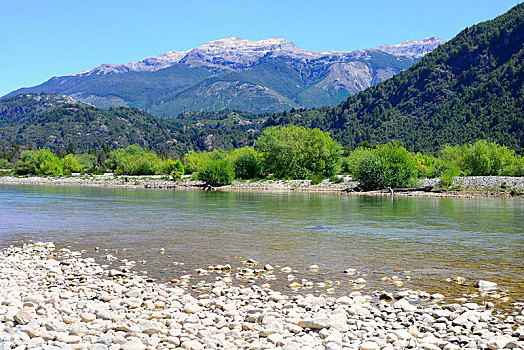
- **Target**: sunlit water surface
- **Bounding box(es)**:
[1,185,522,306]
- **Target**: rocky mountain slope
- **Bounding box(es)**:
[0,94,81,127]
[273,3,524,153]
[5,37,444,116]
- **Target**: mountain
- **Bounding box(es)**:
[0,93,81,127]
[4,37,444,116]
[3,5,521,155]
[266,3,524,153]
[0,93,264,152]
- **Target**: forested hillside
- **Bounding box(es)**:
[0,94,263,152]
[0,94,79,127]
[279,3,523,153]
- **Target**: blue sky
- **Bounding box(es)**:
[1,0,520,97]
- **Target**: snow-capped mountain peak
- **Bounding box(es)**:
[70,36,445,77]
[179,37,330,69]
[371,36,446,58]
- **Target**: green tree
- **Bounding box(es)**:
[230,147,262,179]
[63,154,83,173]
[13,151,38,175]
[353,154,389,191]
[441,140,522,176]
[67,142,77,155]
[106,145,162,175]
[161,159,184,175]
[14,149,63,176]
[197,159,234,186]
[75,153,98,170]
[353,142,420,190]
[341,147,374,175]
[461,140,517,176]
[256,126,342,179]
[0,158,10,169]
[183,149,226,174]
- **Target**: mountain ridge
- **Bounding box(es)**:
[67,36,444,76]
[5,37,445,116]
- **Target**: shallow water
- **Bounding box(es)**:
[1,184,523,306]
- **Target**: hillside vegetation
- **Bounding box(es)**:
[0,94,263,152]
[0,94,79,127]
[281,3,523,153]
[2,132,523,191]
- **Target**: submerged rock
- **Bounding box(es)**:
[475,280,498,289]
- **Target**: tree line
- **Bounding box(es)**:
[1,126,523,190]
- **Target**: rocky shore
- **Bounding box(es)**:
[0,175,201,190]
[0,175,523,198]
[1,243,523,350]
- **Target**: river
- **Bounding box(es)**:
[1,184,522,306]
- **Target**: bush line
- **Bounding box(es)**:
[1,127,523,190]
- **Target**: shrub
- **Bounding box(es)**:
[340,157,351,174]
[514,156,524,176]
[309,174,325,185]
[63,154,83,173]
[354,153,389,191]
[439,163,461,188]
[353,142,419,191]
[75,154,97,170]
[256,126,342,179]
[14,151,38,175]
[462,140,517,176]
[342,148,374,175]
[161,159,184,175]
[197,159,234,186]
[40,158,63,176]
[170,170,183,181]
[0,158,11,169]
[230,147,262,179]
[107,145,162,175]
[378,142,419,188]
[183,149,225,174]
[14,149,63,176]
[414,153,450,178]
[440,140,523,176]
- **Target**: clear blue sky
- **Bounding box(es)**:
[1,0,520,97]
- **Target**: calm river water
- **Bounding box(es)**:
[1,184,523,305]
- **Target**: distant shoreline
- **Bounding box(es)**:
[1,174,523,199]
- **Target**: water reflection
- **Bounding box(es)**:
[0,184,522,303]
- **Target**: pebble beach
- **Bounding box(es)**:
[0,242,523,350]
[0,175,523,198]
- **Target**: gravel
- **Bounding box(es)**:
[0,242,523,350]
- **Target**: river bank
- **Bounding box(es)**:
[1,242,523,350]
[0,174,523,198]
